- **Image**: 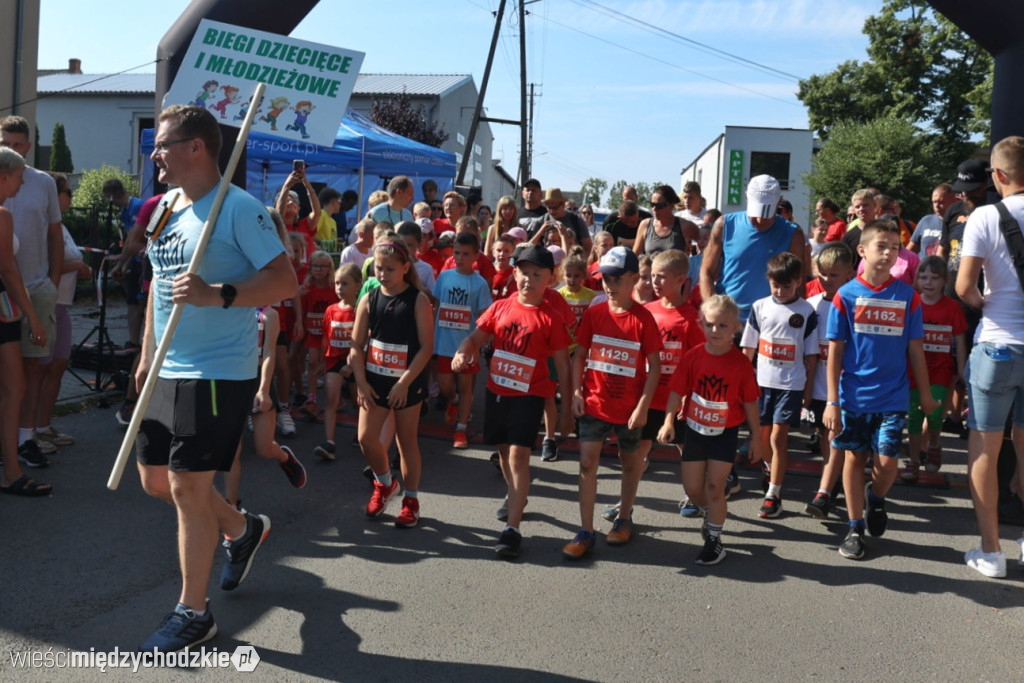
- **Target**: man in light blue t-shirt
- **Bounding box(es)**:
[369,174,415,226]
[135,105,297,653]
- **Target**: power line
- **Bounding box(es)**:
[571,0,803,82]
[0,59,161,114]
[539,15,800,107]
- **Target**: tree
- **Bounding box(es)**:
[579,177,607,207]
[50,123,73,173]
[797,0,992,147]
[75,165,138,210]
[803,117,943,220]
[607,180,627,211]
[370,91,449,148]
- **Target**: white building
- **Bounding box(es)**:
[36,64,153,176]
[681,126,815,229]
[36,67,499,202]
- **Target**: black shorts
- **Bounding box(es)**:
[137,377,256,472]
[809,398,826,430]
[682,424,739,464]
[483,391,545,448]
[0,319,20,345]
[326,357,346,374]
[367,370,427,410]
[276,331,288,346]
[641,408,681,443]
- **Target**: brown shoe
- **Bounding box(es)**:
[561,530,596,559]
[605,518,633,545]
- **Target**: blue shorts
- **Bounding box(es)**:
[758,387,802,427]
[831,410,906,457]
[966,342,1024,432]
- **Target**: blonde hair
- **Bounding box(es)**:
[286,232,305,261]
[367,190,389,208]
[589,230,613,265]
[651,249,689,277]
[701,294,740,321]
[412,201,431,218]
[492,194,518,233]
[335,262,362,286]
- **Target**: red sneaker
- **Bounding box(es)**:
[395,496,420,528]
[366,478,400,518]
[453,429,468,449]
[444,402,459,425]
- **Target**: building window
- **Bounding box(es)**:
[750,151,790,190]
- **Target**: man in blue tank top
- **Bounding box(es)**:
[699,175,806,323]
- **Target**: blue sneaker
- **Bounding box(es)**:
[679,497,701,517]
[601,502,621,522]
[140,601,217,652]
[220,513,270,591]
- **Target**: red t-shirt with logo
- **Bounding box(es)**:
[492,266,518,299]
[912,294,967,389]
[644,300,706,411]
[321,302,356,363]
[476,297,571,398]
[670,344,761,433]
[577,301,662,423]
[442,253,497,285]
[301,283,340,349]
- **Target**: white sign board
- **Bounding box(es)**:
[164,19,364,147]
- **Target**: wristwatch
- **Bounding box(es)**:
[220,283,237,309]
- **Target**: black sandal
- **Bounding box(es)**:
[0,475,53,497]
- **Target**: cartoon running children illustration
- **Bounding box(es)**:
[194,80,219,108]
[260,96,290,131]
[285,101,315,139]
[234,95,261,122]
[210,85,241,119]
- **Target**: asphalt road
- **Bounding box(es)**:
[2,390,1023,681]
[0,294,1019,680]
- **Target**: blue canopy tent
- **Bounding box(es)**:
[140,108,456,214]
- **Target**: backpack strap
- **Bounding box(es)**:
[994,200,1024,296]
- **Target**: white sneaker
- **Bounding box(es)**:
[276,405,296,436]
[965,547,1006,578]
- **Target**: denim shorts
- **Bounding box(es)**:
[831,410,907,457]
[966,342,1024,432]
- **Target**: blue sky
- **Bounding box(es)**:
[40,0,880,201]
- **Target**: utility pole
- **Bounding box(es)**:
[519,0,529,193]
[528,83,537,181]
[457,0,506,187]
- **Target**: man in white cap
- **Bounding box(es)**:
[699,174,806,324]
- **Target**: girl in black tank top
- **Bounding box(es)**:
[350,236,435,526]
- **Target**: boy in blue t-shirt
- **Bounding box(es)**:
[433,232,493,448]
[823,219,938,560]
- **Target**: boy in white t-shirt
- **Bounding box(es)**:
[740,252,819,519]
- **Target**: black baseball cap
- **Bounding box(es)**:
[951,158,988,193]
[511,244,554,271]
[524,178,542,190]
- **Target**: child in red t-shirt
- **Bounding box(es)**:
[314,263,361,461]
[564,247,662,560]
[299,251,339,418]
[659,294,765,566]
[902,256,966,480]
[603,249,704,522]
[491,235,518,299]
[453,244,572,558]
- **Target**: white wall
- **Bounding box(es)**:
[682,127,814,230]
[36,94,152,175]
